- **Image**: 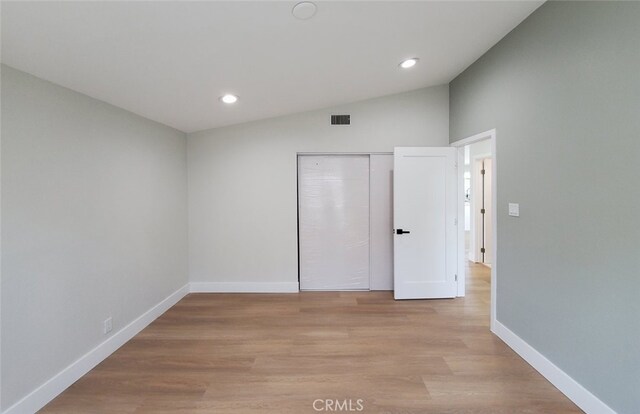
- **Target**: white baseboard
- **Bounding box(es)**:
[190,281,299,293]
[493,320,616,414]
[2,284,190,414]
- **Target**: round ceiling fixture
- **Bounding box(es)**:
[220,94,238,104]
[292,2,317,20]
[399,58,419,69]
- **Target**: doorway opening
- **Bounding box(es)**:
[452,130,497,331]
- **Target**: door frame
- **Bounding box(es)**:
[450,129,497,331]
[471,154,491,264]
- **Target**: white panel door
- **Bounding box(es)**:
[370,154,394,290]
[393,147,457,299]
[298,155,370,290]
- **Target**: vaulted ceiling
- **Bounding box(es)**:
[1,1,543,132]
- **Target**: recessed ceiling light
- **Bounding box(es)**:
[220,94,238,104]
[399,58,419,69]
[292,2,317,20]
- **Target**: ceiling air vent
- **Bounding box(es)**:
[331,114,350,125]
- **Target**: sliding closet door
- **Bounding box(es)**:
[298,155,370,290]
[370,154,394,290]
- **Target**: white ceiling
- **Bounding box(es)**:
[1,1,543,133]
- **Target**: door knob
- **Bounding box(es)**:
[396,229,411,235]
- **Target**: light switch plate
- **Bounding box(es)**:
[508,203,520,217]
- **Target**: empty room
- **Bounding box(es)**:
[1,1,638,413]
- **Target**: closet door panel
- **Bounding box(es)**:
[298,155,370,290]
[370,154,394,290]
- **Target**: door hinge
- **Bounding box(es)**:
[481,208,486,214]
[454,218,458,226]
[481,248,486,254]
[455,274,458,281]
[481,169,486,175]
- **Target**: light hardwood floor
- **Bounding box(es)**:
[41,263,582,413]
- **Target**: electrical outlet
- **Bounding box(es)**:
[103,317,113,335]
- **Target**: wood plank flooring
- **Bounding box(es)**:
[41,263,582,413]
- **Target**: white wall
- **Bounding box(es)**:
[1,65,188,410]
[469,139,491,159]
[188,85,449,288]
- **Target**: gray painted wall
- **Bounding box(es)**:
[1,65,189,410]
[450,2,640,413]
[188,86,449,287]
